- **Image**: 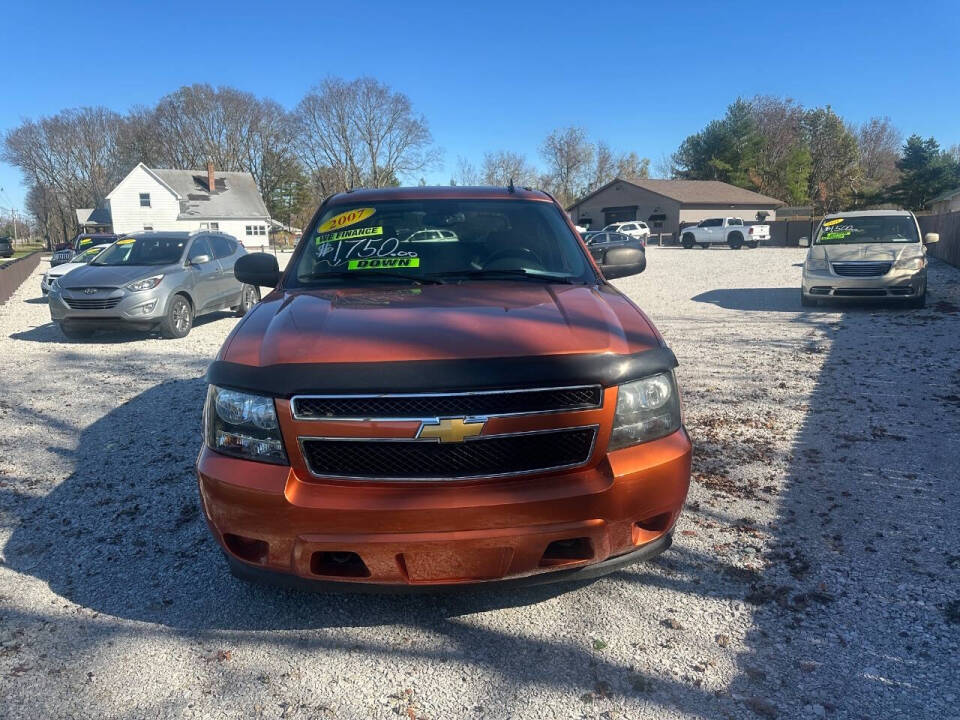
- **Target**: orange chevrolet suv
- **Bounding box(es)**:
[197,186,691,589]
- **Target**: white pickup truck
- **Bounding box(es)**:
[679,217,770,249]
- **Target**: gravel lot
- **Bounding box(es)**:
[1,247,958,719]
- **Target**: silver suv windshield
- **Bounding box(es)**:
[816,216,919,245]
[92,236,187,266]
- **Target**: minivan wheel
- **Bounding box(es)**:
[681,234,695,249]
[59,322,93,339]
[160,294,194,339]
[234,284,260,317]
[907,290,926,309]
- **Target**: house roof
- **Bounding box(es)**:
[568,177,784,210]
[148,166,270,220]
[929,186,960,206]
[75,206,113,226]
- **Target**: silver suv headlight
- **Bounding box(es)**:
[204,385,288,464]
[126,274,164,292]
[609,372,682,450]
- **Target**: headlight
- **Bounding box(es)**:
[805,257,828,272]
[609,372,682,450]
[126,275,164,292]
[50,277,61,292]
[204,386,288,464]
[894,254,924,271]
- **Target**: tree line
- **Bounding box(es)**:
[2,79,650,246]
[670,96,960,214]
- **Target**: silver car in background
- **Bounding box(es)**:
[801,210,939,308]
[47,231,260,339]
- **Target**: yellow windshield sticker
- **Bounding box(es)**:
[79,238,93,246]
[317,208,376,234]
[823,218,844,227]
[117,238,136,245]
[316,226,383,244]
[347,257,420,270]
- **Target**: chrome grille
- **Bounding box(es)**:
[292,386,602,420]
[63,297,122,310]
[300,426,597,480]
[832,262,891,277]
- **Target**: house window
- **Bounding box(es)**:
[210,222,219,231]
[245,225,266,236]
[245,225,252,235]
[139,193,151,207]
[199,222,208,230]
[143,225,153,231]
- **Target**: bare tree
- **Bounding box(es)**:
[453,156,482,186]
[856,116,902,195]
[293,77,437,197]
[585,142,650,192]
[616,152,650,182]
[539,126,594,207]
[481,150,537,187]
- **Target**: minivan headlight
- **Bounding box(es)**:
[204,386,288,464]
[894,254,924,271]
[609,372,682,450]
[805,257,828,272]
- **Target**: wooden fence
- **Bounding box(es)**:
[918,211,960,268]
[0,251,42,305]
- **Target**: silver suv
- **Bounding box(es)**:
[47,231,260,339]
[801,210,939,308]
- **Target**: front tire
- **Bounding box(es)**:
[234,284,260,317]
[681,234,695,249]
[907,290,926,309]
[160,294,194,339]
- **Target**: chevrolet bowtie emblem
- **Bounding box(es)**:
[417,417,485,443]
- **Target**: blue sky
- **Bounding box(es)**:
[3,0,958,212]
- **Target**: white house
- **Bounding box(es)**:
[77,163,272,247]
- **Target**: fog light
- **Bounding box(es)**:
[139,299,158,314]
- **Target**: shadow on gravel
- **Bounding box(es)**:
[720,286,960,716]
[9,312,239,344]
[692,287,803,312]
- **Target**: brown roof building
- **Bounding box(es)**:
[567,178,783,236]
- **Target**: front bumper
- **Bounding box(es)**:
[802,265,925,300]
[196,427,692,588]
[48,286,169,326]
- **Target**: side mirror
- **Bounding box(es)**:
[189,254,212,265]
[599,246,645,280]
[924,232,940,244]
[235,252,280,287]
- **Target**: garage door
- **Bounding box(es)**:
[603,206,637,225]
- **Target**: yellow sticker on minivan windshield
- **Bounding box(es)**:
[117,238,136,245]
[317,208,376,234]
[823,218,844,227]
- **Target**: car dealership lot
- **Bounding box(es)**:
[1,248,958,719]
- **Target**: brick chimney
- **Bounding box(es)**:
[206,162,216,193]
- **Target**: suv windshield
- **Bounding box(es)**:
[290,199,594,286]
[816,216,919,245]
[92,236,187,266]
[71,246,108,264]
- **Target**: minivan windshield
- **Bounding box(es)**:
[92,236,187,266]
[290,199,594,287]
[816,215,919,245]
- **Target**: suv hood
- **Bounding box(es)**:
[221,282,661,367]
[60,263,177,289]
[820,243,917,263]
